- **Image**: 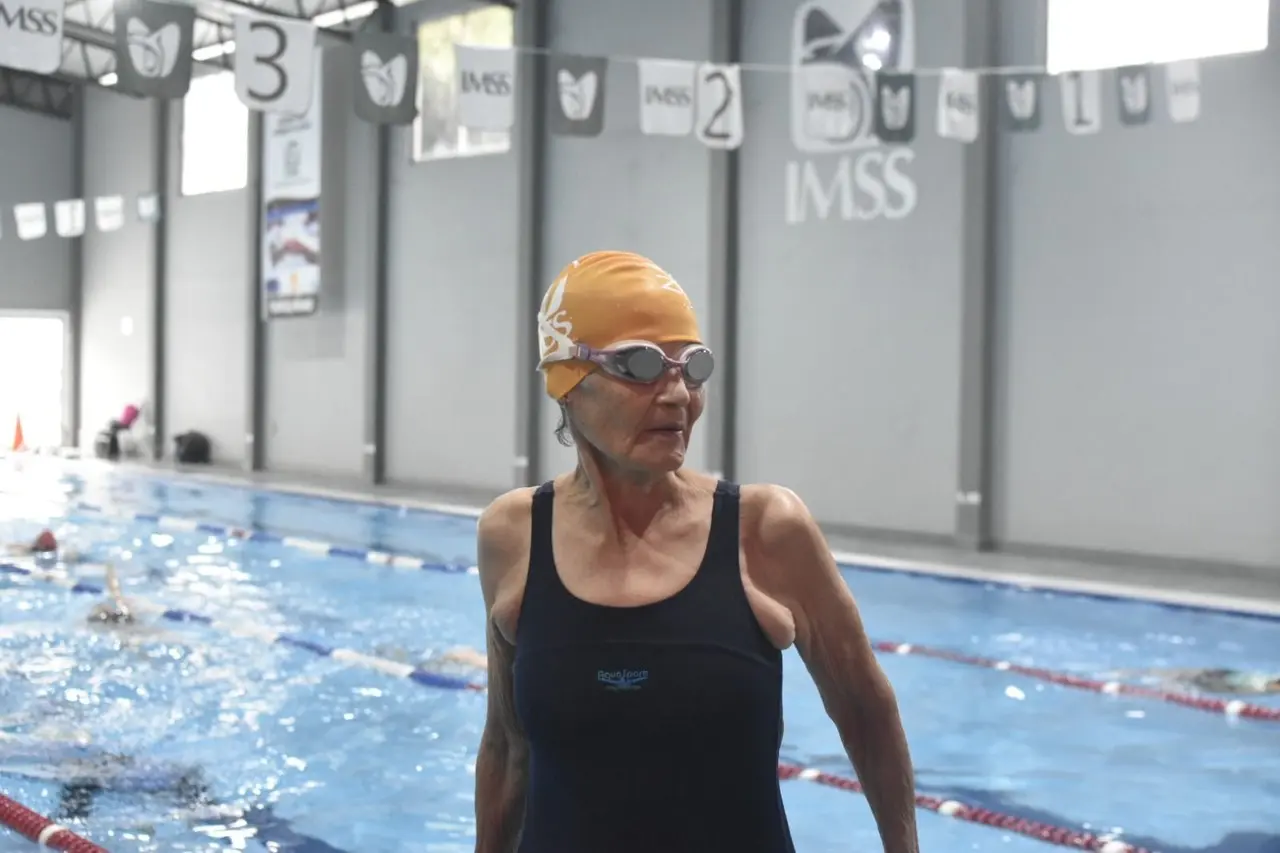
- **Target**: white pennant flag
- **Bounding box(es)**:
[1060,70,1101,135]
[454,45,516,132]
[13,203,47,241]
[1165,60,1201,123]
[95,196,126,232]
[694,63,743,150]
[137,193,161,223]
[234,16,317,114]
[54,199,86,238]
[936,68,980,142]
[0,0,64,74]
[637,59,696,137]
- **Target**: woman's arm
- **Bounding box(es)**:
[474,492,532,853]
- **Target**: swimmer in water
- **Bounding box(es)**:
[1109,667,1280,696]
[85,562,137,626]
[0,725,214,820]
[373,644,488,673]
[3,529,83,566]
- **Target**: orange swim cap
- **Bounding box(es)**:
[537,251,701,400]
[31,529,57,553]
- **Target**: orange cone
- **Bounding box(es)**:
[11,415,25,452]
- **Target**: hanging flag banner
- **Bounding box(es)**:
[261,56,323,318]
[1116,65,1151,126]
[94,196,125,232]
[637,58,695,137]
[873,72,915,144]
[454,45,516,132]
[694,63,743,150]
[352,31,418,126]
[234,15,317,114]
[1165,60,1201,123]
[936,68,980,142]
[13,203,47,240]
[1001,73,1041,132]
[137,193,160,223]
[113,0,196,99]
[548,54,607,138]
[54,200,85,237]
[1060,70,1101,135]
[0,0,63,74]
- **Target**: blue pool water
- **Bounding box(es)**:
[0,464,1278,853]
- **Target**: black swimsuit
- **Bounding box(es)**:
[512,480,796,853]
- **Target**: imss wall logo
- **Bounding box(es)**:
[785,0,919,223]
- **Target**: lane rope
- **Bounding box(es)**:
[0,792,107,853]
[2,560,1165,853]
[776,764,1154,853]
[874,641,1280,722]
[63,501,478,575]
[0,560,485,693]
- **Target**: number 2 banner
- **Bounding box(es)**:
[234,15,317,114]
[694,63,743,150]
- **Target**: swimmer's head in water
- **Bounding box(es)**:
[537,252,710,472]
[88,603,136,626]
[31,530,57,554]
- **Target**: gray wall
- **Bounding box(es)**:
[382,1,520,493]
[263,42,372,478]
[79,89,156,444]
[738,0,968,536]
[990,0,1280,568]
[165,79,251,467]
[0,106,75,312]
[72,0,1280,572]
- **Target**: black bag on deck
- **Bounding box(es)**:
[173,431,211,464]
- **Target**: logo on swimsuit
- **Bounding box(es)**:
[597,669,649,691]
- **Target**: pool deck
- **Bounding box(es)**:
[36,456,1280,618]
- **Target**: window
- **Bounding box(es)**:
[1046,0,1269,73]
[180,71,249,196]
[413,5,515,162]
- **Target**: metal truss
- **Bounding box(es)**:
[0,67,75,119]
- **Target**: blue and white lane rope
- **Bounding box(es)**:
[0,560,484,694]
[66,501,478,576]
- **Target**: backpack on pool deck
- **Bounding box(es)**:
[173,431,211,464]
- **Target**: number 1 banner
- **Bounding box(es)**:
[234,15,317,114]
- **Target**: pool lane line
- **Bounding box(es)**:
[61,501,478,575]
[0,560,486,694]
[0,791,107,853]
[874,640,1280,723]
[776,763,1154,853]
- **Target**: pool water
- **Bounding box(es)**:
[0,465,1277,853]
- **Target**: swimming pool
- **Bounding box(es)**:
[0,464,1277,852]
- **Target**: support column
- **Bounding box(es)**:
[149,98,169,461]
[705,0,742,482]
[954,0,1000,549]
[244,111,267,471]
[513,0,550,487]
[68,89,84,450]
[363,0,395,485]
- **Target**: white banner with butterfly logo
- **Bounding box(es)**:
[261,55,324,318]
[113,0,196,99]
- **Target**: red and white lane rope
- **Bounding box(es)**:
[777,764,1154,853]
[872,641,1280,722]
[0,792,108,853]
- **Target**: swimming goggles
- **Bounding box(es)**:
[549,341,715,386]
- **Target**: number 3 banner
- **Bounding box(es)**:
[694,63,743,151]
[234,15,317,114]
